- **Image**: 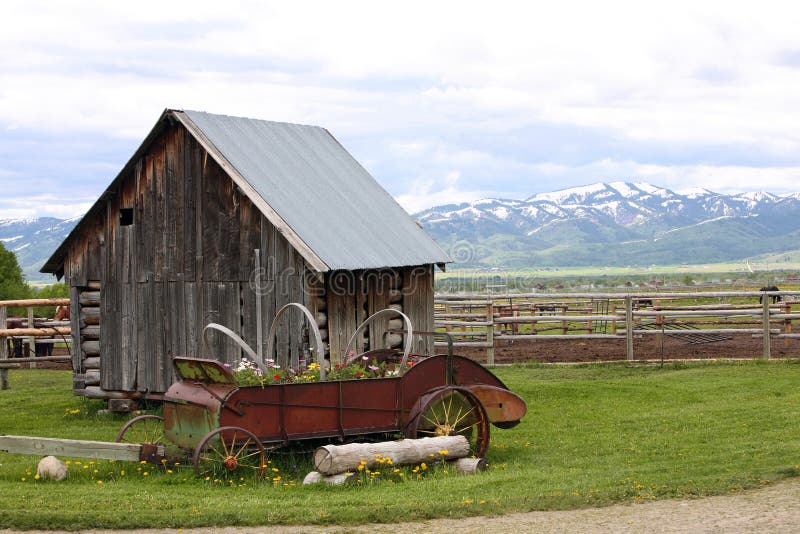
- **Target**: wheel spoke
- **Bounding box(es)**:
[238,449,263,460]
[233,438,253,459]
[421,413,440,427]
[451,405,476,428]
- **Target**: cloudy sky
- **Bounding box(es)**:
[2,1,800,219]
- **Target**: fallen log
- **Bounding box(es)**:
[313,435,470,475]
[449,457,487,474]
[302,471,356,486]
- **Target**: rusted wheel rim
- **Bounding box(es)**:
[193,426,266,479]
[406,387,490,458]
[115,414,165,445]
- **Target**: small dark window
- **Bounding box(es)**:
[120,208,134,226]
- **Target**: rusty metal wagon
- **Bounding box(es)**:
[1,305,526,479]
[115,305,527,478]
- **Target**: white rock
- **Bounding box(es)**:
[36,456,68,481]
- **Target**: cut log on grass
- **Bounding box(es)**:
[448,457,487,474]
[313,435,470,475]
[302,471,356,485]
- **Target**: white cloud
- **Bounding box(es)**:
[2,0,800,212]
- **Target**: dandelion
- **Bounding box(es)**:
[463,499,473,504]
[120,470,126,476]
[272,467,280,473]
[357,465,365,471]
[143,472,149,476]
[420,462,427,471]
[20,477,26,481]
[439,450,449,456]
[97,480,103,485]
[34,474,40,480]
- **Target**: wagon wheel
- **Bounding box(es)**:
[115,415,165,445]
[405,387,490,458]
[193,426,266,479]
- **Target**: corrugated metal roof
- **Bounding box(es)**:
[182,110,450,271]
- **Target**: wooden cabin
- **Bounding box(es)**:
[42,109,449,404]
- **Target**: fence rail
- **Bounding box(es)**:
[435,291,800,364]
[0,298,72,389]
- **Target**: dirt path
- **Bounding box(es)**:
[7,478,798,534]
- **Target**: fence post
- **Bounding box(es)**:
[625,296,634,361]
[784,301,791,349]
[654,307,663,351]
[485,300,495,366]
[1,307,8,389]
[610,302,617,335]
[27,306,36,369]
[762,296,771,359]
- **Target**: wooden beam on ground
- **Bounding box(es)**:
[0,435,162,461]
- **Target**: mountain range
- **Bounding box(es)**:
[414,181,800,268]
[3,181,800,280]
[0,217,79,282]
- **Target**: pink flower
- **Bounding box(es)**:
[368,365,379,371]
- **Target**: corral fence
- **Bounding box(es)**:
[0,298,72,389]
[435,291,800,364]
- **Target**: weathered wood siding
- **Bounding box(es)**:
[62,122,311,394]
[59,120,436,396]
[324,266,435,362]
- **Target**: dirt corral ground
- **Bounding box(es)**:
[459,335,800,364]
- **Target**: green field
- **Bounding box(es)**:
[1,363,799,529]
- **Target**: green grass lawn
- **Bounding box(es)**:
[1,361,799,529]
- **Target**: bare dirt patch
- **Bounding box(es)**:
[459,335,800,364]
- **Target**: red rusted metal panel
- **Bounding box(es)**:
[162,353,525,454]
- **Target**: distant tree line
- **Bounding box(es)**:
[0,242,68,316]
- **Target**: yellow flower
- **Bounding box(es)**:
[143,472,149,476]
[120,470,126,476]
[20,477,26,481]
[96,480,103,485]
[420,463,427,471]
[272,467,279,473]
[34,474,40,480]
[463,499,473,504]
[439,450,449,455]
[357,465,365,471]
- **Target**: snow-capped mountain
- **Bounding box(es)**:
[0,217,80,281]
[415,182,800,267]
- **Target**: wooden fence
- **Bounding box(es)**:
[0,298,71,389]
[435,291,800,364]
